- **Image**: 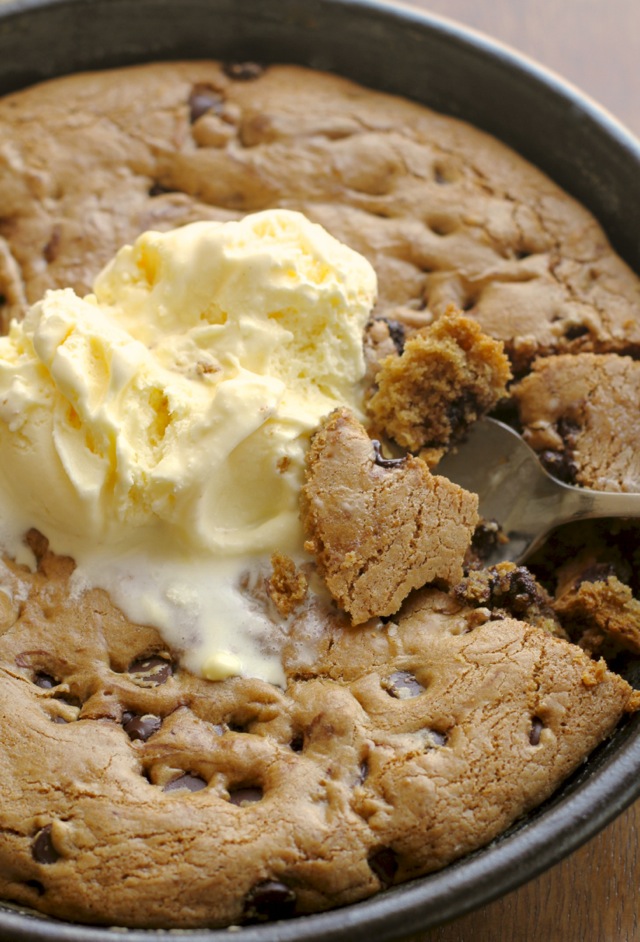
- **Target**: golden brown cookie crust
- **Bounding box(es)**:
[0,549,634,928]
[367,309,512,455]
[1,61,639,368]
[301,408,478,623]
[0,60,639,930]
[514,352,640,491]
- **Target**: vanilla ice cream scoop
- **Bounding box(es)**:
[0,210,377,683]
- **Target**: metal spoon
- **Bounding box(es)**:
[436,417,640,566]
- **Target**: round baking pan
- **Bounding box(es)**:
[0,1,639,940]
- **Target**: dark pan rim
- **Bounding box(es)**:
[1,715,639,942]
[0,0,639,939]
[2,0,640,268]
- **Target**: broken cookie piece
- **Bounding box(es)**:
[366,308,512,461]
[301,408,478,624]
[551,551,640,656]
[465,518,509,568]
[267,552,308,617]
[555,576,640,657]
[514,353,640,491]
[453,562,566,637]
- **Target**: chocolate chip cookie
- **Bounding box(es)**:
[1,60,640,930]
[0,546,635,928]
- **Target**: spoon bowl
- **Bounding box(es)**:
[436,418,640,565]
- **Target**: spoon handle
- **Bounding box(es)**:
[559,485,640,524]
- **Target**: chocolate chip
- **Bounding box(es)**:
[163,773,207,793]
[504,567,539,614]
[289,733,304,752]
[123,713,162,742]
[43,225,61,263]
[381,318,406,355]
[497,566,539,611]
[455,564,555,630]
[31,826,60,865]
[538,417,582,484]
[223,61,264,81]
[368,847,398,886]
[148,181,176,197]
[228,786,263,806]
[471,519,503,561]
[426,729,448,747]
[445,392,480,439]
[384,670,423,699]
[557,416,581,446]
[539,449,578,485]
[243,879,297,923]
[34,672,57,689]
[372,440,407,469]
[127,655,173,686]
[564,323,589,341]
[529,717,544,746]
[188,83,224,123]
[25,880,45,895]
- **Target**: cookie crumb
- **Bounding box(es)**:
[553,567,640,656]
[267,553,308,616]
[581,659,608,688]
[453,562,565,636]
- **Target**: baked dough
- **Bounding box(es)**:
[0,60,639,928]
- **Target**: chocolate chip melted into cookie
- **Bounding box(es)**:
[0,542,634,929]
[31,827,59,866]
[127,655,174,686]
[243,879,296,923]
[122,712,162,742]
[1,59,640,931]
[188,83,225,123]
[514,354,640,492]
[371,440,407,469]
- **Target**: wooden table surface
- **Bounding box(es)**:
[398,5,640,941]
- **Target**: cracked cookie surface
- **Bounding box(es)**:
[1,62,639,366]
[1,59,640,930]
[0,548,635,928]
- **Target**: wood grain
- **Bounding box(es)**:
[394,8,640,942]
[408,801,640,941]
